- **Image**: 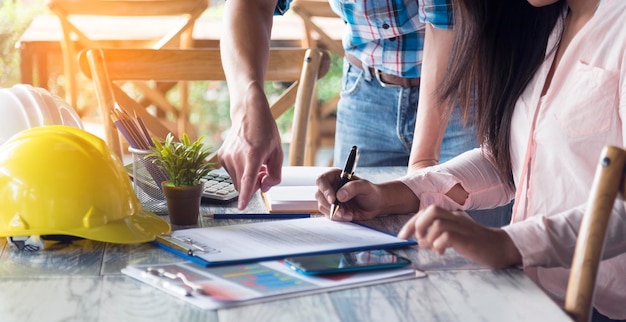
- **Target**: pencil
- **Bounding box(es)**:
[204,213,311,220]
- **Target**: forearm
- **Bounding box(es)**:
[402,148,514,211]
[376,180,466,216]
[220,0,277,121]
[408,24,454,172]
[377,181,421,215]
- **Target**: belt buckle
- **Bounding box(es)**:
[374,69,402,88]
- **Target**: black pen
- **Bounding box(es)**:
[204,213,311,220]
[330,145,358,220]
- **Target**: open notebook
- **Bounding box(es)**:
[261,166,332,213]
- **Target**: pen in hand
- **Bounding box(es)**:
[330,145,358,220]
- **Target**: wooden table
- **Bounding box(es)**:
[16,14,344,89]
[0,167,571,322]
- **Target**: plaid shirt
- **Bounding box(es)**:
[276,0,453,78]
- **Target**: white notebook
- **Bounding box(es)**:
[261,166,332,213]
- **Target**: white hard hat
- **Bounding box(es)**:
[0,84,82,146]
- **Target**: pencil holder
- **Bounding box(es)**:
[129,147,168,214]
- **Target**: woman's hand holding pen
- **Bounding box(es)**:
[315,170,420,221]
[315,169,380,221]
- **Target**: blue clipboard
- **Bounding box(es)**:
[153,218,417,267]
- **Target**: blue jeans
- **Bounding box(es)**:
[334,58,511,228]
[592,308,626,322]
[333,60,475,167]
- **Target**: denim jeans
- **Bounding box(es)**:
[592,308,626,322]
[333,59,477,167]
[334,58,512,228]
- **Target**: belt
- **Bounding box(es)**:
[345,53,420,88]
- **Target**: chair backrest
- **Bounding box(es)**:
[46,0,209,117]
[564,145,626,322]
[291,0,344,56]
[291,0,343,165]
[78,47,330,166]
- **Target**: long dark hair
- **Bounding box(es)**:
[440,0,566,186]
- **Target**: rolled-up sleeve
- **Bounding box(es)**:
[399,148,515,211]
[418,0,454,29]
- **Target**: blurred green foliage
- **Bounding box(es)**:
[0,0,44,86]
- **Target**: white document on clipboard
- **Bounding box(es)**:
[155,217,417,267]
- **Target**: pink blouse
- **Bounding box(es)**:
[399,0,626,318]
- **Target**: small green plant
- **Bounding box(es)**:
[150,133,214,187]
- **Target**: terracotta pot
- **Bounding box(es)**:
[161,181,203,225]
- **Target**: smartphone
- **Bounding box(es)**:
[284,249,412,275]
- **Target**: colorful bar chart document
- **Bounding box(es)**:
[122,260,424,309]
[155,217,417,267]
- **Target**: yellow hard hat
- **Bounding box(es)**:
[0,125,171,244]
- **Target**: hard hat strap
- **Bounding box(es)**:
[7,236,44,251]
[7,235,83,251]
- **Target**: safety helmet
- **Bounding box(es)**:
[0,125,171,244]
[0,84,82,146]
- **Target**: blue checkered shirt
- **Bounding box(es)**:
[276,0,453,78]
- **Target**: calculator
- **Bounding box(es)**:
[200,170,239,203]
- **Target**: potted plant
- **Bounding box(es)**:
[150,133,213,225]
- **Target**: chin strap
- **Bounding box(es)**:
[7,235,83,251]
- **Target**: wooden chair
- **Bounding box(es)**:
[291,0,344,56]
[78,47,330,166]
[564,145,626,322]
[291,0,344,165]
[46,0,209,132]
